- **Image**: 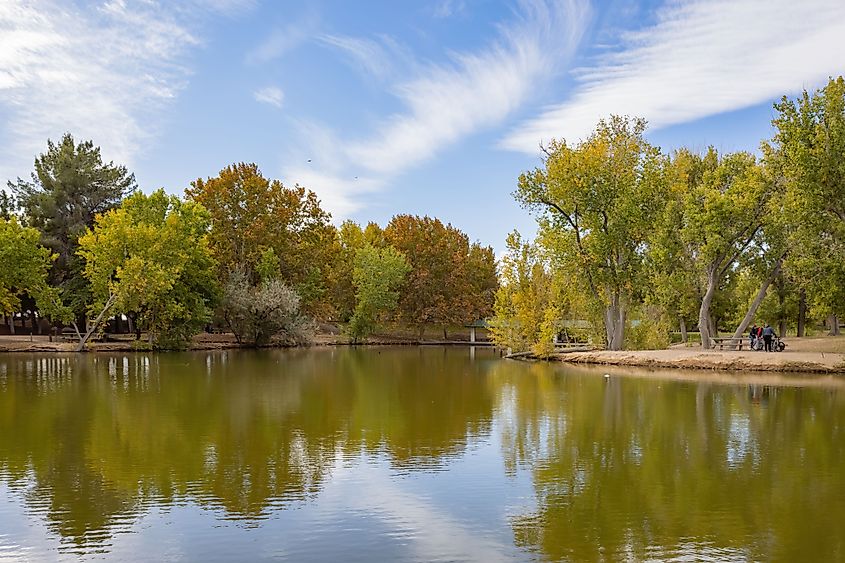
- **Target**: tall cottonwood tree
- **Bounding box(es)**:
[77,190,218,350]
[678,149,769,348]
[646,150,705,342]
[768,76,845,334]
[332,220,388,321]
[515,116,665,350]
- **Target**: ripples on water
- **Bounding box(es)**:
[0,348,843,561]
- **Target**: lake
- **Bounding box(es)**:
[0,347,843,561]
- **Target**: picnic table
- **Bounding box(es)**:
[710,337,746,350]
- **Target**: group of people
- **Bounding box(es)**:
[749,323,776,352]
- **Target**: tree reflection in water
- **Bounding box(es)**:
[493,362,845,561]
[0,349,495,550]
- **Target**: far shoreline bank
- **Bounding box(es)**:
[0,333,497,355]
[2,334,844,375]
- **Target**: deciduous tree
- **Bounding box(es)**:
[645,150,702,342]
[515,116,666,350]
[768,76,845,334]
[77,190,217,349]
[489,231,555,354]
[0,218,66,327]
[677,149,770,348]
[185,163,340,316]
[384,215,496,335]
[347,244,410,342]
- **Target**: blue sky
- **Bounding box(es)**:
[1,0,844,252]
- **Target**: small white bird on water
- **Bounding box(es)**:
[604,373,610,379]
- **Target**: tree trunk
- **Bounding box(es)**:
[8,314,14,335]
[830,314,841,336]
[797,289,807,337]
[604,295,626,350]
[731,253,785,346]
[443,328,448,341]
[148,311,155,346]
[75,294,118,352]
[776,274,787,337]
[76,313,87,334]
[679,316,688,344]
[699,267,718,349]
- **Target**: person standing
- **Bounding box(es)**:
[749,324,758,350]
[762,323,774,352]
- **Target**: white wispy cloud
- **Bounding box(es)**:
[432,0,468,19]
[317,34,397,81]
[254,86,285,108]
[0,0,240,182]
[501,0,845,152]
[245,12,319,65]
[285,0,591,219]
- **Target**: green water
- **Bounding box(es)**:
[0,347,843,561]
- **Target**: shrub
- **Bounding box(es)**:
[221,271,315,346]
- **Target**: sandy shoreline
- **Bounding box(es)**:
[550,347,845,373]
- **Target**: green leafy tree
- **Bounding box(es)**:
[768,76,845,334]
[77,190,217,350]
[8,134,136,320]
[347,244,410,342]
[679,150,773,348]
[645,150,703,342]
[515,116,666,350]
[489,231,556,354]
[331,220,370,322]
[0,218,67,325]
[726,200,789,344]
[255,247,282,283]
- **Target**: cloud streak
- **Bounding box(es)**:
[254,86,285,108]
[245,12,319,65]
[316,33,405,81]
[285,0,591,219]
[0,0,237,182]
[501,0,845,152]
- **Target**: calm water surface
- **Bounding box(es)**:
[0,347,843,561]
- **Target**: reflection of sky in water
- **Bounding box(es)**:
[726,413,752,467]
[0,442,538,562]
